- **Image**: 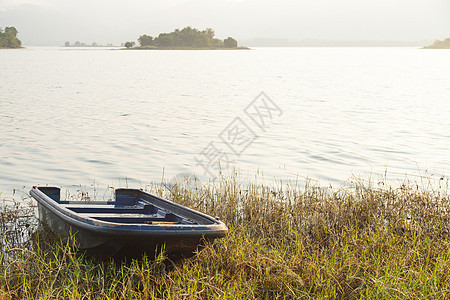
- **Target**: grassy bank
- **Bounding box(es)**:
[1,175,449,299]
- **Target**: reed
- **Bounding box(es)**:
[1,173,449,299]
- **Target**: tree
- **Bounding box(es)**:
[224,37,237,48]
[151,27,217,47]
[204,28,215,40]
[64,41,70,47]
[124,41,135,48]
[211,38,224,47]
[0,26,22,48]
[179,26,197,47]
[138,35,153,46]
[155,34,174,47]
[0,28,5,47]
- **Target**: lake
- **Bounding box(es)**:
[1,47,449,197]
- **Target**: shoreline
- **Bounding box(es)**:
[0,46,24,49]
[123,46,251,50]
[423,46,450,49]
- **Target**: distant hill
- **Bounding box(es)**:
[241,38,433,47]
[423,38,450,49]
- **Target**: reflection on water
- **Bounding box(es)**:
[1,47,450,196]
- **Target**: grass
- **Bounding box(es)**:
[0,173,449,299]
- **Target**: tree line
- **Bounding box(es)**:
[125,27,238,48]
[64,41,116,47]
[0,27,22,48]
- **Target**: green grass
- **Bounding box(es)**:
[1,174,449,299]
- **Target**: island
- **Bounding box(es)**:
[123,27,249,50]
[0,27,22,48]
[423,38,450,49]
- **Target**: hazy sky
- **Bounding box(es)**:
[1,0,449,46]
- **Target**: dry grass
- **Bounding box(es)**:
[0,173,449,299]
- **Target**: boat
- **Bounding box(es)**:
[30,186,228,258]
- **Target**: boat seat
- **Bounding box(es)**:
[63,203,155,214]
[59,201,112,205]
[78,212,183,224]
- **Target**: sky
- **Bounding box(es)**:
[1,0,449,46]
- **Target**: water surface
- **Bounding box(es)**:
[1,47,449,196]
